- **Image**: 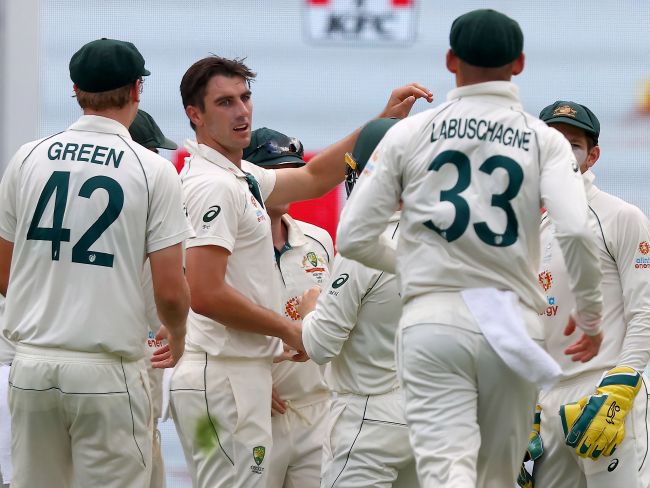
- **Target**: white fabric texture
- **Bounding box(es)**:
[461,288,562,389]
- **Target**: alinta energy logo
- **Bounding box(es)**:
[636,241,650,269]
[304,0,417,45]
[538,270,553,292]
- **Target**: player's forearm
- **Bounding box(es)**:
[617,301,650,370]
[155,279,190,338]
[301,311,348,364]
[192,281,294,341]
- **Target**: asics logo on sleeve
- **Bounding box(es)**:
[202,205,221,223]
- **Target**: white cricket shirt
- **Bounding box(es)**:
[540,171,650,376]
[0,294,12,365]
[0,115,193,360]
[303,214,402,395]
[272,215,332,402]
[181,142,282,359]
[337,82,602,336]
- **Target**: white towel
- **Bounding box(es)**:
[461,288,562,390]
[0,365,12,484]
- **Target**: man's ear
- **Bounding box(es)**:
[511,53,525,76]
[446,49,458,74]
[186,105,203,128]
[584,145,601,171]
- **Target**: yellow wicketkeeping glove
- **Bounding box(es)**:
[517,404,543,488]
[560,366,641,460]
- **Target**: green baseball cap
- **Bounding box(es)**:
[129,110,177,150]
[243,128,305,167]
[70,38,150,93]
[539,101,600,143]
[345,117,399,196]
[450,9,524,68]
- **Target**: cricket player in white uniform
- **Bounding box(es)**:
[244,128,334,488]
[129,108,181,488]
[0,38,192,488]
[335,10,605,487]
[0,293,11,488]
[169,55,432,488]
[517,101,650,488]
[299,118,419,488]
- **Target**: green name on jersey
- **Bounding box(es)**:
[431,118,531,152]
[47,142,124,168]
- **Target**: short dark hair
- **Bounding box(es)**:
[180,56,256,130]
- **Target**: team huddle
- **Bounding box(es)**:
[1,7,649,488]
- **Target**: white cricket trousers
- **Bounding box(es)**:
[267,394,330,488]
[398,323,538,488]
[170,353,274,488]
[533,370,650,488]
[8,344,153,488]
[321,388,418,488]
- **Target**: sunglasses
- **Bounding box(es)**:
[251,138,304,158]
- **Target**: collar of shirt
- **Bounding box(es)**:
[282,214,308,248]
[446,81,522,110]
[68,115,132,139]
[582,169,599,202]
[185,139,248,178]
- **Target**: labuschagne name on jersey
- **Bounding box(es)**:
[431,118,532,152]
[48,142,124,168]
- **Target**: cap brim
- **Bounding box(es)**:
[543,117,597,136]
[142,68,151,76]
[159,137,178,150]
[249,155,306,167]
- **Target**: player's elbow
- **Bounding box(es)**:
[336,227,361,261]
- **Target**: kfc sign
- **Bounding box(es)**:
[304,0,417,45]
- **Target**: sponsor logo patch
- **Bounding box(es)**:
[538,270,553,292]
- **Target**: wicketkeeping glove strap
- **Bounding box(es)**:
[524,404,544,462]
[560,366,641,460]
[517,404,543,488]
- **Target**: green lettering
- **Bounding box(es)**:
[91,146,108,165]
[106,149,124,168]
[522,132,531,152]
[62,143,79,161]
[77,144,93,162]
[431,122,438,142]
[477,120,487,140]
[447,119,457,138]
[439,120,448,139]
[492,124,503,144]
[48,142,63,160]
[467,118,477,139]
